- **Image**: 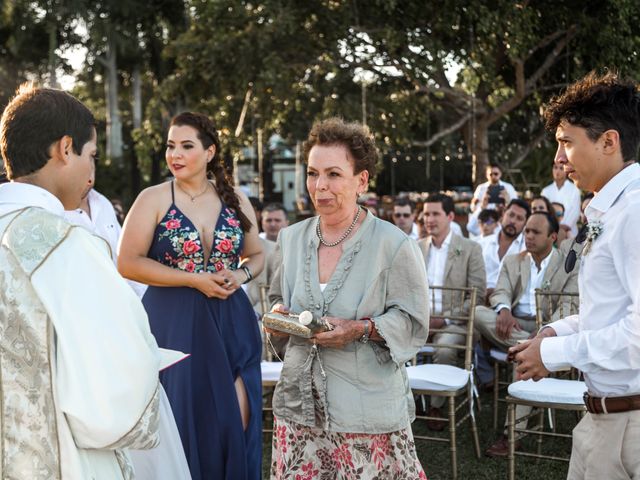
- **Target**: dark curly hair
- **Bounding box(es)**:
[170,112,252,232]
[543,71,640,162]
[303,118,378,177]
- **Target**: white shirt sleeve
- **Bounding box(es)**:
[32,228,160,449]
[541,214,640,374]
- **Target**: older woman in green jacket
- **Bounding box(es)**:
[267,118,430,479]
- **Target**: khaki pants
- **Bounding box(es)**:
[474,305,536,349]
[568,411,640,479]
[474,305,537,432]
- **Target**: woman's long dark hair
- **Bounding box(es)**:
[170,112,252,232]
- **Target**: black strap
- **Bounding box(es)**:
[170,180,175,203]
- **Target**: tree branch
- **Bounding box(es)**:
[511,128,549,168]
[410,113,473,148]
[487,26,577,124]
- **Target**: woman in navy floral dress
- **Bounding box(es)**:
[119,112,264,480]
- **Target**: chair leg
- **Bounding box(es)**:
[448,396,458,480]
[493,361,499,429]
[536,408,544,459]
[469,407,481,459]
[508,402,516,480]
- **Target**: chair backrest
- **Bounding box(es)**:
[426,286,478,371]
[258,283,274,361]
[258,283,270,315]
[534,289,579,330]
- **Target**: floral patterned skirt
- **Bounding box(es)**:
[270,416,427,480]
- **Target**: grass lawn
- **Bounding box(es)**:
[261,390,578,479]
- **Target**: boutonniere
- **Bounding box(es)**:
[582,221,603,256]
[541,280,551,291]
[454,247,462,256]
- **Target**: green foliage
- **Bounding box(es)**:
[3,0,640,195]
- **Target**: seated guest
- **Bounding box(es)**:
[479,199,530,299]
[417,193,486,430]
[530,195,554,214]
[551,201,572,246]
[475,212,579,457]
[392,197,419,239]
[260,202,289,242]
[472,208,501,241]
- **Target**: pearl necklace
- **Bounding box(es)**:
[176,181,210,202]
[316,206,362,247]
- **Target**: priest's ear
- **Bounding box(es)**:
[51,135,74,166]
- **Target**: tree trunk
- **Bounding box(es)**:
[464,119,490,187]
[130,65,142,194]
[105,35,123,165]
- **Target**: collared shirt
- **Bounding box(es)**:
[505,252,552,317]
[64,189,148,298]
[64,189,121,263]
[471,179,518,212]
[541,179,582,236]
[409,222,420,240]
[479,231,526,288]
[426,229,453,312]
[541,163,640,397]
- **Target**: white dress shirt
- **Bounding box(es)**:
[479,231,526,289]
[541,179,582,236]
[471,180,518,212]
[426,230,453,312]
[64,189,121,263]
[497,252,552,317]
[64,189,147,298]
[541,163,640,397]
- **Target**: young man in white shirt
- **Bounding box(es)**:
[541,162,582,235]
[259,202,289,242]
[392,197,419,239]
[511,72,640,478]
[479,198,530,297]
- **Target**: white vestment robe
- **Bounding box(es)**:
[0,182,160,480]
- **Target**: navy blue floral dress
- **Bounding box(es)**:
[143,182,262,480]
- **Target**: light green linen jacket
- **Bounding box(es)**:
[268,211,430,433]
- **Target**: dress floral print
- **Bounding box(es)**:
[153,204,243,273]
[271,417,427,480]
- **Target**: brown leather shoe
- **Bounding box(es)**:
[425,407,447,431]
[485,435,519,458]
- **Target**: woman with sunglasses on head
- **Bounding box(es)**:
[118,112,264,480]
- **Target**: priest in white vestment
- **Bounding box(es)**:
[0,85,161,479]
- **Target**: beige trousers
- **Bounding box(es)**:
[568,411,640,479]
[474,305,536,349]
[474,305,537,433]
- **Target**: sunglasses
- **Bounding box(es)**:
[393,212,412,218]
[564,224,588,273]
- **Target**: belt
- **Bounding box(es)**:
[583,392,640,414]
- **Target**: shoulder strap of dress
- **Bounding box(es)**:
[170,180,175,203]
